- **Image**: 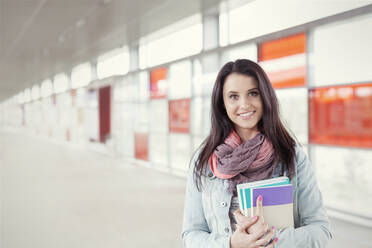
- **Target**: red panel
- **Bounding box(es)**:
[309,83,372,148]
[150,67,167,99]
[135,132,148,161]
[169,99,190,133]
[267,66,306,89]
[258,33,306,61]
[99,86,111,143]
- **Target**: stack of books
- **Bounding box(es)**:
[236,177,294,229]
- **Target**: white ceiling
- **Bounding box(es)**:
[0,0,221,101]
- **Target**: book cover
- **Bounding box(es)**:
[236,177,294,229]
[237,177,290,216]
[251,184,294,229]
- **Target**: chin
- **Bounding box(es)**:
[236,123,258,130]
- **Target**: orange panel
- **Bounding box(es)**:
[169,99,190,133]
[135,132,148,161]
[267,66,306,89]
[309,83,372,148]
[150,67,167,99]
[258,33,306,61]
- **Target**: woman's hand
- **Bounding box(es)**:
[230,215,276,248]
[233,195,278,247]
[249,195,270,236]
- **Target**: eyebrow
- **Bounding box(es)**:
[227,88,259,94]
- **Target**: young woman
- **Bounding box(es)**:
[182,59,331,248]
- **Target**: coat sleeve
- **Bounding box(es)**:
[275,147,332,248]
[181,154,231,248]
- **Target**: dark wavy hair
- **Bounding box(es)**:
[193,59,296,191]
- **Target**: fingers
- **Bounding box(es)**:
[254,226,275,246]
[233,209,249,224]
[255,195,263,218]
[236,215,259,233]
[250,222,269,240]
[257,237,279,248]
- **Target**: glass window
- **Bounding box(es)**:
[138,38,148,69]
[202,96,211,136]
[150,67,168,99]
[41,79,53,98]
[192,72,216,97]
[191,97,203,136]
[310,13,372,87]
[229,2,254,44]
[121,103,135,130]
[17,92,25,104]
[276,88,308,144]
[312,145,372,218]
[221,43,257,65]
[149,133,168,167]
[113,78,125,102]
[168,60,192,100]
[122,128,134,157]
[97,47,129,79]
[138,71,150,102]
[150,99,168,134]
[169,99,190,133]
[140,14,202,67]
[31,85,40,101]
[135,132,148,161]
[192,136,205,153]
[71,62,91,89]
[228,0,368,44]
[309,83,372,148]
[24,88,31,102]
[54,73,69,94]
[169,133,191,172]
[76,88,86,108]
[258,33,306,89]
[193,59,202,77]
[219,12,229,47]
[134,102,149,133]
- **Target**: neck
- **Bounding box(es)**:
[235,128,259,142]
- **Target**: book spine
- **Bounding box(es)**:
[250,189,254,218]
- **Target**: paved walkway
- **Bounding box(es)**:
[1,130,371,248]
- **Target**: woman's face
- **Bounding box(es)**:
[222,73,263,141]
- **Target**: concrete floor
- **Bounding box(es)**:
[1,130,371,248]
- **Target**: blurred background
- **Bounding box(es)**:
[1,0,372,247]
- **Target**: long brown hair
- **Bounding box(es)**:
[193,59,296,191]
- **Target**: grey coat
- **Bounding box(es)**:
[182,146,332,247]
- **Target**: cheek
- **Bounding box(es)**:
[255,98,263,110]
[224,103,237,116]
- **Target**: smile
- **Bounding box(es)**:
[238,111,255,117]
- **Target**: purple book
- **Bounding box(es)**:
[251,184,294,228]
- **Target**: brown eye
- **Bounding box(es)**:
[229,94,238,100]
[248,91,259,97]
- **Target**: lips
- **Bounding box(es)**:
[237,111,255,120]
[238,111,254,117]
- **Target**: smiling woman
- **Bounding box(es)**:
[182,59,332,248]
[222,73,263,141]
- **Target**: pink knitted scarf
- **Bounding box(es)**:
[208,130,277,194]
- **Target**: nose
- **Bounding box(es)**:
[239,96,250,109]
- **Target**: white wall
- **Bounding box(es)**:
[309,12,372,87]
